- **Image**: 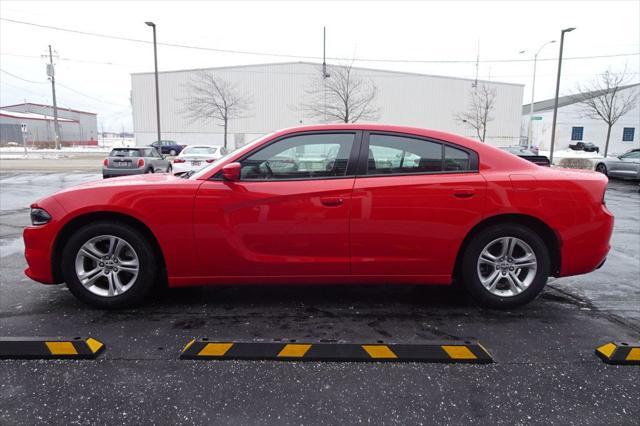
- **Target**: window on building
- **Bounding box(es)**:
[571,127,584,141]
[622,127,635,142]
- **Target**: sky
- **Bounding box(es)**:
[1,0,638,131]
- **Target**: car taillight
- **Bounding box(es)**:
[173,158,185,163]
[103,158,108,166]
[206,159,215,163]
[137,158,145,167]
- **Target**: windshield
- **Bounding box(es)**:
[110,149,142,157]
[189,133,275,179]
[182,146,217,155]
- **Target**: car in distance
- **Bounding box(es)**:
[150,140,185,156]
[103,147,171,179]
[595,148,640,180]
[499,146,551,167]
[569,141,600,153]
[24,124,613,309]
[172,145,227,175]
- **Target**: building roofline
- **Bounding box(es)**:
[0,111,78,123]
[0,102,98,116]
[522,83,640,113]
[131,60,524,87]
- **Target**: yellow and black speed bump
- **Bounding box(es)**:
[0,337,105,359]
[595,342,640,365]
[180,338,492,363]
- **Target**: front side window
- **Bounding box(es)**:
[621,150,640,159]
[240,133,355,180]
[622,127,635,142]
[571,127,584,141]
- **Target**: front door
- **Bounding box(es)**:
[193,132,360,277]
[350,132,486,282]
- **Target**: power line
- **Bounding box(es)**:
[2,17,639,64]
[0,68,48,84]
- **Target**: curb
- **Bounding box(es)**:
[0,337,105,359]
[180,338,493,363]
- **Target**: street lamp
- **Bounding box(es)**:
[520,40,556,149]
[549,27,576,164]
[145,21,161,144]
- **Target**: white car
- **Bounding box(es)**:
[171,145,226,174]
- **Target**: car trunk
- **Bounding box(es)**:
[108,156,140,169]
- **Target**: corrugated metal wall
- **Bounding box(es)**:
[131,62,524,147]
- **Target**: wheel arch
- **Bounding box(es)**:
[453,213,561,280]
[51,211,167,284]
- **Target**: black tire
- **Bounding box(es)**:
[595,163,608,176]
[61,221,158,309]
[461,223,550,309]
[167,164,172,173]
[145,168,154,174]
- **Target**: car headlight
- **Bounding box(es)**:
[30,208,52,225]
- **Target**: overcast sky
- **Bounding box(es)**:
[1,0,638,131]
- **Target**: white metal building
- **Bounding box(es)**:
[521,84,640,155]
[131,62,524,149]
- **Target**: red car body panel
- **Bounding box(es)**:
[23,124,613,288]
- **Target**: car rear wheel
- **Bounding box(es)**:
[167,165,172,173]
[596,163,608,176]
[61,221,157,308]
[461,224,550,309]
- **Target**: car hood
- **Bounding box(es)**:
[52,173,183,196]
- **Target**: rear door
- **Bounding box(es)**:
[350,132,486,281]
[193,131,361,277]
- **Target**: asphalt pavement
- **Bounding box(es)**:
[0,171,638,425]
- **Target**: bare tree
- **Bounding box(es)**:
[575,69,639,157]
[303,62,379,123]
[455,84,496,143]
[182,72,251,150]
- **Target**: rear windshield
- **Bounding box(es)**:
[110,149,142,157]
[183,146,217,155]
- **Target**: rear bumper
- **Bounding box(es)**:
[558,204,614,277]
[103,167,145,178]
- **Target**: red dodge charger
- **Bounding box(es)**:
[24,124,613,309]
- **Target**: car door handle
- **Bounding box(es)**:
[320,197,344,206]
[453,189,475,198]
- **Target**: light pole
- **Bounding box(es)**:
[145,21,161,144]
[520,40,555,149]
[549,27,575,165]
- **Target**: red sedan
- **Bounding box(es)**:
[24,124,613,309]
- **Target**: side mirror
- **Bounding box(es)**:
[222,162,241,181]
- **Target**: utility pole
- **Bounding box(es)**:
[47,45,61,150]
[322,26,329,123]
[145,22,162,143]
[549,27,575,164]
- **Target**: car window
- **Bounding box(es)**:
[444,146,472,171]
[621,151,640,159]
[110,149,141,157]
[367,134,443,174]
[184,147,216,155]
[240,133,355,180]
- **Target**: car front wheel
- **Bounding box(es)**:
[461,224,550,309]
[61,221,157,308]
[595,163,607,176]
[169,149,177,156]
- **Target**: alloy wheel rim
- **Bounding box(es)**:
[476,237,537,297]
[74,235,139,297]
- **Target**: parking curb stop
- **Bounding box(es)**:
[595,342,640,365]
[0,337,105,359]
[180,339,493,363]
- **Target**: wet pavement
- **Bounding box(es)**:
[0,172,639,425]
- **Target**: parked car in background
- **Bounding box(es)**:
[172,145,227,174]
[595,149,640,180]
[150,140,185,156]
[569,142,600,153]
[103,147,171,178]
[499,146,551,166]
[25,124,613,310]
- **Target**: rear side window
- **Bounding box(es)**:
[444,146,472,171]
[367,134,442,174]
